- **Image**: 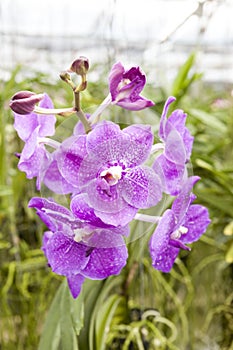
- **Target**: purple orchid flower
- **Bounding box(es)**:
[109,62,154,111]
[153,96,194,196]
[39,115,92,195]
[57,120,162,226]
[149,176,211,272]
[13,93,56,183]
[40,154,78,195]
[28,196,128,298]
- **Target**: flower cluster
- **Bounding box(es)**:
[10,58,210,298]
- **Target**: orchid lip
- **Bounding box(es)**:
[169,239,191,251]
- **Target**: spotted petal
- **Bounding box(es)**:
[167,110,194,159]
[122,166,162,208]
[67,274,85,298]
[82,178,127,214]
[164,127,186,165]
[44,232,90,276]
[94,204,137,227]
[57,135,88,188]
[123,124,154,166]
[28,197,79,236]
[70,193,115,228]
[171,176,200,223]
[181,204,211,244]
[86,121,127,163]
[153,154,186,196]
[42,157,77,194]
[82,232,128,279]
[149,210,179,273]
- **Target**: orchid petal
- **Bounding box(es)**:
[45,232,89,275]
[28,197,78,236]
[42,158,77,194]
[70,193,115,228]
[57,135,88,188]
[67,274,85,299]
[94,204,137,227]
[159,96,176,140]
[172,176,200,223]
[37,93,56,136]
[109,62,154,111]
[122,166,162,208]
[153,154,186,196]
[123,124,154,165]
[164,127,186,165]
[181,204,211,243]
[83,233,128,279]
[149,210,179,273]
[116,96,154,111]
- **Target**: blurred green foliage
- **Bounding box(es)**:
[0,54,232,350]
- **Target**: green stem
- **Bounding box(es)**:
[74,90,91,133]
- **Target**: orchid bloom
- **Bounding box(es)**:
[152,96,194,196]
[29,196,129,298]
[149,176,211,272]
[109,62,154,111]
[13,93,57,183]
[56,120,162,226]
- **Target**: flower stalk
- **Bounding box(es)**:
[134,213,160,224]
[74,90,92,133]
[34,106,75,116]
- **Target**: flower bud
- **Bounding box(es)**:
[60,71,71,82]
[69,56,89,76]
[10,91,44,115]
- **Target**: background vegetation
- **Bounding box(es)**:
[0,54,232,349]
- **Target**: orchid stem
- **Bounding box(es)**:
[150,143,164,154]
[34,106,75,116]
[134,213,160,224]
[89,93,112,124]
[74,90,92,133]
[38,137,61,149]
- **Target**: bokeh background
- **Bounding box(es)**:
[0,1,232,349]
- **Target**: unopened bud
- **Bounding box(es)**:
[69,56,89,76]
[60,71,71,82]
[10,91,44,115]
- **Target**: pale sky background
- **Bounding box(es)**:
[0,0,232,84]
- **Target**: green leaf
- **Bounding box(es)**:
[0,186,13,196]
[70,290,84,336]
[38,281,63,350]
[188,108,227,133]
[95,294,124,350]
[197,189,233,217]
[60,281,81,350]
[171,52,200,100]
[88,276,124,350]
[38,279,84,350]
[78,279,104,350]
